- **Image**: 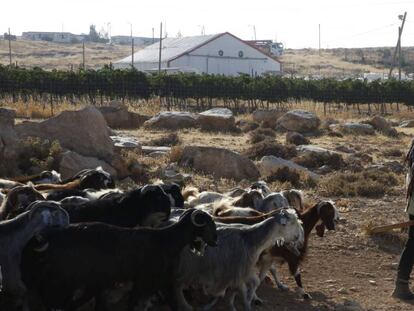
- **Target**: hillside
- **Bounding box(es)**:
[280,47,414,78]
[0,39,413,77]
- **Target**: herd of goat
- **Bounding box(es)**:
[0,167,339,311]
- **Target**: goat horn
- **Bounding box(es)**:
[191,210,206,227]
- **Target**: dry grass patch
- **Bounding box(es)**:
[319,170,401,198]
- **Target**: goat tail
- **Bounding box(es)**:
[182,186,199,201]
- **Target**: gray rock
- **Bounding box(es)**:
[277,110,321,133]
[257,155,320,180]
[0,108,20,176]
[400,120,414,128]
[110,136,141,149]
[252,109,284,127]
[142,146,172,154]
[98,103,149,129]
[143,111,198,130]
[179,146,260,181]
[335,145,356,154]
[331,123,375,135]
[15,106,114,161]
[366,115,390,131]
[59,150,117,180]
[198,108,236,132]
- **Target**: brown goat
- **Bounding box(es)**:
[257,201,338,300]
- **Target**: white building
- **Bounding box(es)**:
[114,32,282,76]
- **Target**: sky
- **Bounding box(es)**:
[2,0,414,48]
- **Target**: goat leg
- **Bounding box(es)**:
[288,262,312,300]
[173,285,193,311]
[269,264,289,291]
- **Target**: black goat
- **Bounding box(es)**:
[22,209,217,311]
[61,185,172,227]
[61,167,115,190]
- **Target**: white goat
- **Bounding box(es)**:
[174,208,304,311]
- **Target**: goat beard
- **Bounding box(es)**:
[190,237,207,256]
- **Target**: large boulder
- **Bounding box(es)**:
[15,106,114,161]
[330,123,375,135]
[277,110,321,133]
[143,111,198,130]
[366,116,390,132]
[257,155,320,180]
[59,151,117,180]
[179,146,260,181]
[98,103,149,129]
[0,108,20,176]
[198,108,237,132]
[252,110,284,128]
[295,145,344,169]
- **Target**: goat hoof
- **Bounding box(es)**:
[303,293,312,300]
[277,284,289,292]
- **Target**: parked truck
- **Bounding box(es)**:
[245,40,284,57]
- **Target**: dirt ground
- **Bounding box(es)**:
[118,117,414,311]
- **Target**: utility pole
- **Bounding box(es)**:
[158,22,163,74]
[82,41,85,69]
[398,26,402,80]
[389,12,407,78]
[152,27,155,43]
[8,28,12,66]
[253,25,256,40]
[131,38,135,68]
[318,24,321,56]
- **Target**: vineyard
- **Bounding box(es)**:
[0,64,413,113]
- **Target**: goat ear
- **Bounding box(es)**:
[191,210,207,227]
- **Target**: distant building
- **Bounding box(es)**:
[111,36,158,46]
[114,32,282,76]
[22,32,86,43]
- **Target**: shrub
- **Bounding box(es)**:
[382,148,403,158]
[293,152,344,170]
[319,170,400,198]
[248,128,276,144]
[266,167,301,187]
[150,133,181,146]
[243,140,297,160]
[17,137,62,173]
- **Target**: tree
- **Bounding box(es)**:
[88,25,100,42]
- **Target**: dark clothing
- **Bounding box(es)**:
[397,214,414,281]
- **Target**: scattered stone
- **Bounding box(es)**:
[286,131,310,145]
[325,279,337,283]
[111,136,141,149]
[335,145,356,154]
[0,108,20,176]
[349,287,359,293]
[400,120,414,128]
[252,109,284,128]
[179,146,260,181]
[143,111,198,130]
[257,155,320,180]
[331,123,375,135]
[198,108,237,132]
[15,106,114,161]
[141,146,172,154]
[59,150,117,180]
[277,110,321,133]
[163,163,192,185]
[337,287,348,294]
[369,280,377,286]
[98,102,149,129]
[322,118,339,129]
[366,115,390,132]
